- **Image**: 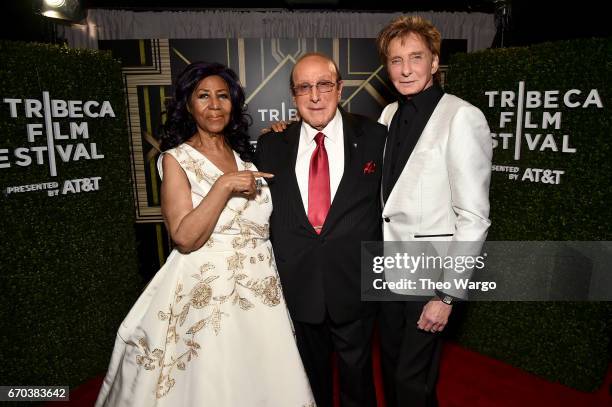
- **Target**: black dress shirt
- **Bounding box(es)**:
[382,84,444,203]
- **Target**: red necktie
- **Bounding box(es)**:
[308,132,331,234]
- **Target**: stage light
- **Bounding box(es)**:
[44,0,66,7]
[40,0,84,22]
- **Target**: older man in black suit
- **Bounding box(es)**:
[255,53,386,407]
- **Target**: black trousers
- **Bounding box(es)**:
[293,315,377,407]
[378,301,443,407]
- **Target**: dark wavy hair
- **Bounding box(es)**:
[160,61,253,161]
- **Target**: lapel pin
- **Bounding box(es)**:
[363,161,376,174]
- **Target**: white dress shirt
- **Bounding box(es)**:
[295,108,344,213]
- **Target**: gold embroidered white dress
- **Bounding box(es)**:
[95,143,315,407]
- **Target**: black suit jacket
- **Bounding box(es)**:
[255,110,386,324]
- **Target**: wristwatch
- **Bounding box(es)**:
[435,289,455,305]
[440,295,454,305]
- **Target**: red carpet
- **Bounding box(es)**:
[46,341,611,407]
[437,342,611,407]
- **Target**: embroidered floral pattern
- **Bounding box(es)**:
[260,276,281,306]
[135,254,282,399]
[181,156,219,184]
[190,282,213,308]
[204,236,215,247]
[231,218,270,249]
[130,144,303,401]
[227,251,247,272]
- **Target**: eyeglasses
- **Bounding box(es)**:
[293,81,338,96]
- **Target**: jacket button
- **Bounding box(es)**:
[384,217,390,223]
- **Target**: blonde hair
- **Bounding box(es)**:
[376,16,442,81]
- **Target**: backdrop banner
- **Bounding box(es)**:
[443,37,611,392]
[0,41,141,388]
[100,37,466,224]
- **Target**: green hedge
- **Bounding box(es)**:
[0,41,142,392]
[445,38,611,391]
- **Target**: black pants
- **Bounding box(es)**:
[379,301,443,407]
[293,315,377,407]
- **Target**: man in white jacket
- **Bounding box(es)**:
[376,15,492,407]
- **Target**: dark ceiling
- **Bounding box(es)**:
[3,0,610,46]
[80,0,496,12]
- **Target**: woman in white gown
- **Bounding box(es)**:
[95,62,315,407]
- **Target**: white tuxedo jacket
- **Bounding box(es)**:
[378,93,492,243]
[378,94,492,298]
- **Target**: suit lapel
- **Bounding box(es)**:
[409,97,446,155]
[381,110,401,201]
[320,110,363,236]
[383,95,449,209]
[283,123,314,233]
